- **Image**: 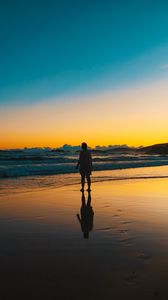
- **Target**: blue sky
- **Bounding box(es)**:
[1,0,168,106]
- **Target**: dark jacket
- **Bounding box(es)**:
[78,150,92,176]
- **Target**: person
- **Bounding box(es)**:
[76,142,92,192]
[76,190,94,239]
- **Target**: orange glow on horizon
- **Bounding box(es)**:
[1,137,168,150]
[1,79,168,149]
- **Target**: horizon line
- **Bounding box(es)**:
[1,141,168,151]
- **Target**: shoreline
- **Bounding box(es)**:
[1,165,168,196]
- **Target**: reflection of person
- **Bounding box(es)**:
[77,191,94,239]
[76,142,92,192]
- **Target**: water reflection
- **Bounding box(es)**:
[77,191,94,239]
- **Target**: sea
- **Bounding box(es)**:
[1,148,168,194]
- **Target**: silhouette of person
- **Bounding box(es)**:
[76,142,92,192]
[76,191,94,239]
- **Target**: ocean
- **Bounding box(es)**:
[1,148,168,194]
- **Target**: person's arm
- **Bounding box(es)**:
[76,151,81,169]
[76,214,81,224]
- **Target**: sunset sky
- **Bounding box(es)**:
[1,0,168,149]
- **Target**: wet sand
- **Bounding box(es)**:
[1,177,168,299]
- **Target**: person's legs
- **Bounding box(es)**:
[87,190,91,206]
[81,175,85,191]
[86,176,91,191]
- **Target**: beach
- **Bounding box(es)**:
[1,1,168,298]
[1,168,168,299]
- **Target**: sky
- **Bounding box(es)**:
[1,0,168,148]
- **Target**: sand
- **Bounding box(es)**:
[1,175,168,299]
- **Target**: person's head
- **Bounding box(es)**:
[81,142,87,151]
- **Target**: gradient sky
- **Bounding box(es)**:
[1,0,168,148]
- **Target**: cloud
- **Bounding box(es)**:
[160,64,168,69]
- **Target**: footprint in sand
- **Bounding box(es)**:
[118,236,134,247]
[120,220,134,224]
[119,229,129,234]
[123,271,137,284]
[96,226,115,232]
[136,252,151,260]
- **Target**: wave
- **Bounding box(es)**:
[1,158,168,178]
[1,166,168,196]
